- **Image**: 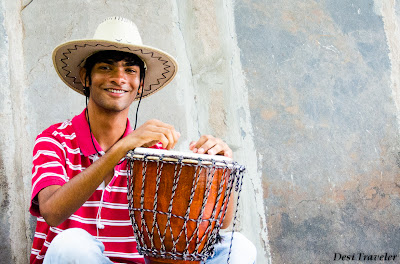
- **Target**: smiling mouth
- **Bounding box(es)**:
[106,88,126,94]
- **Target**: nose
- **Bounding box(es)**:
[110,67,126,85]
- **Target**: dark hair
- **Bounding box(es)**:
[82,50,146,96]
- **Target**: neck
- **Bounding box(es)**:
[86,101,129,152]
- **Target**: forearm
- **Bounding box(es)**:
[221,193,236,229]
[39,140,132,226]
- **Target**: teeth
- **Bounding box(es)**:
[107,89,125,94]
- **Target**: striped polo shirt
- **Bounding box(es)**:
[30,109,158,264]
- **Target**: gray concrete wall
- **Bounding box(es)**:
[1,0,400,263]
[234,0,400,263]
[1,0,33,263]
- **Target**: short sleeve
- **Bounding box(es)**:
[29,132,68,217]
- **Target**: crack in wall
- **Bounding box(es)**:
[21,0,33,11]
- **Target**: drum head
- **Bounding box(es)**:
[129,147,232,166]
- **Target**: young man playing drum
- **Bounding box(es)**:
[29,17,256,264]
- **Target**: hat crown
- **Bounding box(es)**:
[93,17,143,45]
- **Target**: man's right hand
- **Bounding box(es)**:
[121,119,180,152]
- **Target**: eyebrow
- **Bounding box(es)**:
[97,59,140,67]
[98,59,115,64]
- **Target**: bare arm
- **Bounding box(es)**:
[38,119,180,226]
[221,192,235,229]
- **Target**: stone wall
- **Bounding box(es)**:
[1,0,400,263]
[235,0,400,262]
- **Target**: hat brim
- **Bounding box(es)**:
[52,39,178,100]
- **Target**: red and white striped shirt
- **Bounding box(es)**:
[30,109,159,263]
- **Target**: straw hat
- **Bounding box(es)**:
[52,17,178,100]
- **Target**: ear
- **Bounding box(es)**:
[79,68,89,87]
[137,81,144,94]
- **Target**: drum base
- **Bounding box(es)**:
[144,256,200,264]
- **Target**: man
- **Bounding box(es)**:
[30,17,256,263]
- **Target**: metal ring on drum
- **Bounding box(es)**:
[126,147,246,264]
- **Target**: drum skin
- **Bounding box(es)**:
[130,158,231,264]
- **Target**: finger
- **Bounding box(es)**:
[205,139,227,155]
[142,131,169,149]
[189,141,196,150]
[192,135,213,153]
[136,125,170,149]
[141,139,160,148]
[223,148,233,158]
[189,140,200,153]
[143,123,179,150]
[208,143,233,158]
[153,126,176,150]
[156,123,180,149]
[169,131,180,150]
[197,137,219,154]
[206,144,223,156]
[198,136,233,158]
[165,130,174,150]
[159,133,169,149]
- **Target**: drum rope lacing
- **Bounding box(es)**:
[227,163,245,264]
[126,150,246,263]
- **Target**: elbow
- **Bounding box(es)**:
[42,215,64,227]
[37,185,66,227]
[40,207,64,227]
[44,217,63,227]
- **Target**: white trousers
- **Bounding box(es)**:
[43,228,257,264]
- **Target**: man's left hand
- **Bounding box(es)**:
[189,135,232,158]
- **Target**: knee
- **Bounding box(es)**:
[47,228,104,259]
[231,232,257,259]
[219,232,257,263]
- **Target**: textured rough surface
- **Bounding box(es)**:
[1,0,400,263]
[1,0,33,263]
[235,0,400,262]
[0,1,12,261]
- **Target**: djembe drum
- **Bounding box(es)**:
[126,147,245,264]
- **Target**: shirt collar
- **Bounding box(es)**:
[72,108,133,157]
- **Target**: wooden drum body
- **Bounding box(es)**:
[126,148,244,264]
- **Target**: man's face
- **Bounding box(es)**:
[85,59,142,113]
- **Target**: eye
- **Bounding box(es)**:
[99,65,111,70]
[125,68,138,74]
[95,64,112,71]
